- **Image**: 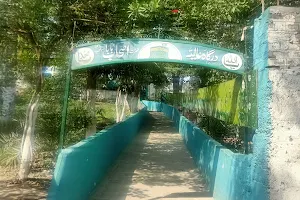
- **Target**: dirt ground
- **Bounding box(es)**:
[0,167,51,200]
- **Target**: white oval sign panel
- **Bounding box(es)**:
[222,53,243,71]
[74,48,95,65]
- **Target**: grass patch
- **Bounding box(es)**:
[95,101,130,130]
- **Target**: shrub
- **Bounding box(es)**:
[0,132,22,168]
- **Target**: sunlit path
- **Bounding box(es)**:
[90,112,213,200]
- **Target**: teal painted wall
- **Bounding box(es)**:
[143,100,251,199]
[144,97,270,200]
[142,100,162,112]
[249,8,271,200]
[160,103,252,200]
[47,108,150,200]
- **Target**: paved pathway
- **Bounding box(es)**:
[90,112,213,200]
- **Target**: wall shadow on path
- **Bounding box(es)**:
[89,114,154,200]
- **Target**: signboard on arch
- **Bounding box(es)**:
[71,38,245,74]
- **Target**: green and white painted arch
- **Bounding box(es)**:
[71,38,245,74]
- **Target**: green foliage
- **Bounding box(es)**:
[195,113,244,153]
[0,99,96,167]
[36,102,61,148]
[0,120,18,135]
[67,100,92,130]
[127,0,258,51]
[0,132,21,168]
[162,73,257,128]
[191,68,238,88]
[37,100,92,148]
[96,63,169,96]
[162,92,183,106]
[95,102,116,130]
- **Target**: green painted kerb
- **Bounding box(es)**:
[71,38,245,74]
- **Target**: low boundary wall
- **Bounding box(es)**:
[47,108,150,200]
[143,100,252,200]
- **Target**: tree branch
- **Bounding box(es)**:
[73,18,106,24]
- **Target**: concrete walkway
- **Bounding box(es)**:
[90,112,213,200]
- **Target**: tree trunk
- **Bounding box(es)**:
[261,0,265,12]
[86,70,97,138]
[127,90,140,114]
[115,87,121,122]
[115,89,128,123]
[19,93,39,180]
[172,75,181,93]
[120,93,127,121]
[19,46,43,181]
[127,95,134,113]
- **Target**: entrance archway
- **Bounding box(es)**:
[59,38,252,151]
